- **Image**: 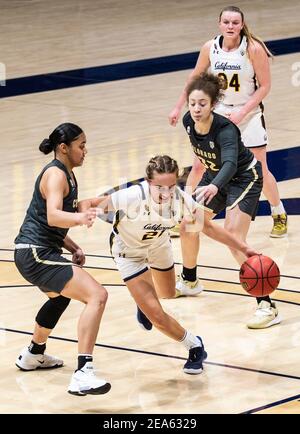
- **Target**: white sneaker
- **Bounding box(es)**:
[175,276,204,297]
[68,362,111,396]
[247,301,281,329]
[15,347,63,371]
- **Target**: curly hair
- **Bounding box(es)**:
[186,72,223,105]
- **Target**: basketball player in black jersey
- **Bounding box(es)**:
[177,73,281,329]
[14,123,111,395]
[169,5,287,238]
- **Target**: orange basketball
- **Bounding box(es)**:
[239,254,280,297]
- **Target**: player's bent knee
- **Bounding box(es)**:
[88,286,108,306]
[99,286,108,304]
[35,295,70,329]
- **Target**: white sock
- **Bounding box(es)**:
[271,201,286,216]
[180,330,201,350]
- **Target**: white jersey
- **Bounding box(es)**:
[110,180,200,249]
[210,35,256,106]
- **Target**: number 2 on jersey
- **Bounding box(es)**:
[218,73,240,92]
[142,230,165,241]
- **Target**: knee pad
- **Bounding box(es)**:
[35,295,71,329]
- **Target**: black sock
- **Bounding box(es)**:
[256,296,271,305]
[182,266,197,282]
[28,340,46,355]
[77,354,93,371]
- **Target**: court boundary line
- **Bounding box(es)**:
[1,326,300,383]
[1,249,299,279]
[1,279,300,299]
[241,393,300,414]
[0,278,299,297]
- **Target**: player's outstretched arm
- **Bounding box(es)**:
[78,195,114,215]
[201,215,259,257]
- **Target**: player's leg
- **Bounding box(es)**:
[148,239,176,298]
[176,210,216,296]
[61,267,107,354]
[126,269,207,374]
[151,267,176,299]
[239,111,287,237]
[223,205,250,266]
[224,205,280,328]
[14,247,71,372]
[175,220,204,295]
[177,171,226,293]
[14,247,111,395]
[149,236,202,298]
[61,266,111,395]
[251,146,287,237]
[16,294,70,372]
[226,166,281,329]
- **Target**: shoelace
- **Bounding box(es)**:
[255,307,273,316]
[188,346,201,361]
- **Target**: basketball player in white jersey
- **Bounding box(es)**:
[79,155,257,375]
[168,5,287,238]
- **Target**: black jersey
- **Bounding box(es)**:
[15,159,78,249]
[183,111,254,189]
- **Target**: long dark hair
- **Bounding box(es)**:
[39,123,83,155]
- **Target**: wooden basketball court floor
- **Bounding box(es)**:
[1,0,300,414]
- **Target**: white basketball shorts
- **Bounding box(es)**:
[215,103,268,148]
[111,234,174,282]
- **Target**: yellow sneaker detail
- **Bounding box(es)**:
[175,276,204,297]
[270,214,287,238]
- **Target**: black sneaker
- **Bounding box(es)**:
[137,306,153,331]
[183,336,207,374]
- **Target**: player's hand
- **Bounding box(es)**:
[195,184,218,205]
[78,207,97,228]
[72,248,85,266]
[244,247,260,258]
[225,110,245,125]
[168,107,181,126]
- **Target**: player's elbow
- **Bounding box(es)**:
[47,217,56,227]
[47,211,58,227]
[260,82,271,97]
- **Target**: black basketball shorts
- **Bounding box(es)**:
[14,246,75,294]
[198,161,263,220]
